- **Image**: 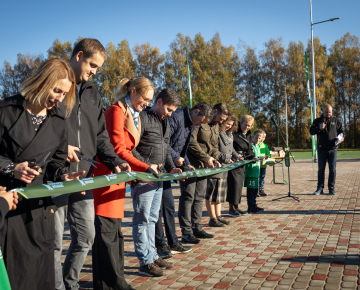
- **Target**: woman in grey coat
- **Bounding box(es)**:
[205,114,242,227]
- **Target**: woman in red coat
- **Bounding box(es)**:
[92,77,156,290]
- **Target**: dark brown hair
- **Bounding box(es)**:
[213,103,229,116]
[70,38,106,60]
[220,113,238,133]
[155,88,181,106]
[191,103,213,123]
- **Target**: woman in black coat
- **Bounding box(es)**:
[0,59,84,290]
[227,115,255,217]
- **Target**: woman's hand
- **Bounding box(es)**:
[0,186,18,210]
[113,163,131,173]
[61,170,86,195]
[14,161,40,183]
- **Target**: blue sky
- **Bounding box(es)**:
[0,0,358,66]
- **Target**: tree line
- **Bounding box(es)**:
[1,32,359,149]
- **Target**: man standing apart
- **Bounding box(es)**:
[155,102,213,259]
[310,104,344,195]
[53,38,130,290]
[180,103,229,244]
[131,89,183,277]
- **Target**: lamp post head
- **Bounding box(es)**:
[330,17,340,21]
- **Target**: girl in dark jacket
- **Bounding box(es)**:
[226,115,255,217]
[0,59,84,290]
[206,114,241,227]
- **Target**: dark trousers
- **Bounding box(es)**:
[259,168,266,190]
[178,176,207,235]
[92,215,129,290]
[247,187,258,209]
[155,181,179,248]
[317,149,337,190]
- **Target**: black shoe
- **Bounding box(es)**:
[209,219,226,227]
[259,189,267,196]
[154,257,173,269]
[236,209,248,216]
[157,243,172,259]
[182,234,200,244]
[248,207,264,214]
[170,242,192,254]
[217,217,231,225]
[228,209,240,217]
[193,230,215,239]
[138,263,164,277]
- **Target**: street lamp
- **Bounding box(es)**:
[310,0,339,162]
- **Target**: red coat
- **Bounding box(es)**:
[92,97,149,218]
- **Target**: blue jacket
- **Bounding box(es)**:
[168,107,194,166]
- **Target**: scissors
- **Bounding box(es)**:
[28,151,53,173]
[76,149,100,168]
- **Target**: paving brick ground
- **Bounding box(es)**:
[60,158,360,290]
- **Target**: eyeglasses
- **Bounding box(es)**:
[136,90,152,104]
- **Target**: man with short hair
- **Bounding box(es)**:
[53,38,131,290]
[310,104,344,195]
[155,102,213,259]
[131,88,183,277]
[179,103,229,244]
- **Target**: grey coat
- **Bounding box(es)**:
[211,131,239,179]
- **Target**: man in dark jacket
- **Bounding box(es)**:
[155,102,213,259]
[310,104,344,195]
[53,39,130,290]
[179,103,229,244]
[131,89,183,277]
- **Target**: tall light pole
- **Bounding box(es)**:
[310,0,339,161]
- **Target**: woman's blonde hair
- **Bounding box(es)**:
[221,113,238,133]
[239,115,254,129]
[19,58,76,117]
[114,77,156,101]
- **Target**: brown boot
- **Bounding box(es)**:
[138,263,164,276]
[154,257,174,269]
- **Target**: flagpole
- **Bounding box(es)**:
[186,49,192,107]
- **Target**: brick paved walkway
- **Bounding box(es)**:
[61,159,360,290]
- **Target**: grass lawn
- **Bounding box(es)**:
[291,151,360,160]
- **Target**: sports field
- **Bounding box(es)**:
[292,150,360,160]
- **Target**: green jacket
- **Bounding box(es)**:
[187,122,220,169]
[259,142,271,168]
[245,143,261,178]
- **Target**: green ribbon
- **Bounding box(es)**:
[14,159,263,199]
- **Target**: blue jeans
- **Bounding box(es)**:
[53,190,95,290]
[155,181,178,248]
[131,181,163,266]
[259,168,266,190]
[317,149,337,190]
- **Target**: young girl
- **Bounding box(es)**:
[258,132,271,196]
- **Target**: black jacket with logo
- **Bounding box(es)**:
[310,115,344,150]
[132,109,175,172]
[59,81,125,177]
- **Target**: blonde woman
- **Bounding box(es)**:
[226,115,255,217]
[0,58,84,290]
[92,77,156,287]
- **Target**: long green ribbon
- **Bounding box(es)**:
[14,159,262,199]
[0,247,11,290]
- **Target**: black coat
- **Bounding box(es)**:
[226,127,254,204]
[132,109,175,172]
[310,115,344,150]
[0,94,69,290]
[59,81,124,177]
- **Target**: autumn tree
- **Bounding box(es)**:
[0,53,44,99]
[329,32,360,147]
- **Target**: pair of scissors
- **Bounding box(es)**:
[29,151,53,173]
[76,149,100,168]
